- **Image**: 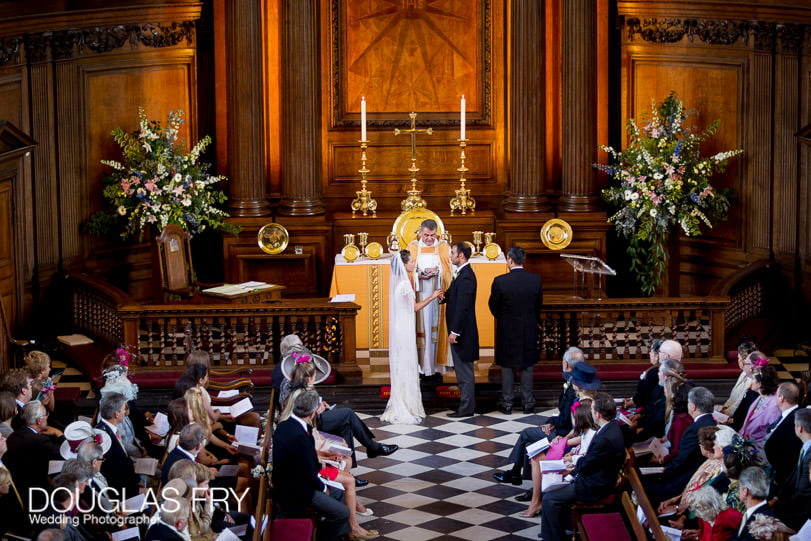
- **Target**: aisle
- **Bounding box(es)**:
[351,409,556,540]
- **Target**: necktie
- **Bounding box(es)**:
[452,269,459,280]
[766,415,781,433]
[1,464,22,507]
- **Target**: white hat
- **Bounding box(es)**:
[60,421,112,459]
[280,347,331,385]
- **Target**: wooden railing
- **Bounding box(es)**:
[540,295,729,362]
[64,274,360,373]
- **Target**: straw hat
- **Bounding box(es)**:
[60,421,112,459]
[280,347,331,384]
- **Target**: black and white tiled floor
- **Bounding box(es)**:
[350,409,558,541]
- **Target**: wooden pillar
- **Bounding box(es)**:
[278,0,325,216]
[559,0,600,212]
[225,0,271,217]
[504,0,551,213]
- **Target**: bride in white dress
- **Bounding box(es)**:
[381,250,442,424]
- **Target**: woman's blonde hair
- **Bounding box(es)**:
[193,462,215,483]
[24,351,51,378]
[0,466,10,487]
[290,362,316,389]
[184,387,211,434]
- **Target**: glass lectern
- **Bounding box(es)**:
[560,254,616,300]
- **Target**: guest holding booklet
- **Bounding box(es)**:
[519,399,597,518]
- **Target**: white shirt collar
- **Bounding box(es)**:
[178,445,197,461]
[781,404,799,419]
[100,418,118,434]
[456,261,470,271]
[744,500,768,522]
[290,413,310,433]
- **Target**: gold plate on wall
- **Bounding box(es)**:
[365,242,383,259]
[341,244,360,262]
[392,208,446,249]
[540,219,573,250]
[258,223,290,254]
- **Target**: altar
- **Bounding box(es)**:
[329,252,509,383]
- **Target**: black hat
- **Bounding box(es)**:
[570,362,601,391]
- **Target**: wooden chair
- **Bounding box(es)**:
[0,294,32,367]
[571,450,633,540]
[156,224,197,298]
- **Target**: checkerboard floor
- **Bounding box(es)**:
[350,409,558,540]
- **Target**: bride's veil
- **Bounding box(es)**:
[389,251,412,360]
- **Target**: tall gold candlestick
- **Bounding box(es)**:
[351,140,377,217]
[450,139,476,215]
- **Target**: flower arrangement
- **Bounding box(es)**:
[87,107,240,240]
[595,92,743,296]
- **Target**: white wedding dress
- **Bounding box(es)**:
[380,255,426,425]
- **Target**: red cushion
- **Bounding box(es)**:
[580,513,631,541]
[270,518,314,541]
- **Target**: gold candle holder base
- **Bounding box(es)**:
[401,185,427,212]
[351,140,377,217]
[450,139,475,215]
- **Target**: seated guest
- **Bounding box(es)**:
[684,486,742,541]
[76,440,116,513]
[787,463,811,541]
[34,472,93,540]
[629,357,686,443]
[710,435,760,514]
[145,493,191,541]
[735,466,788,541]
[539,392,625,541]
[624,339,663,409]
[773,407,811,531]
[95,392,141,498]
[0,390,16,437]
[494,350,593,487]
[24,351,56,413]
[739,364,780,449]
[520,399,596,517]
[5,400,64,511]
[764,382,802,489]
[36,530,65,541]
[279,352,397,470]
[162,422,207,483]
[719,341,758,419]
[273,390,350,541]
[657,380,694,465]
[731,352,767,430]
[645,386,717,506]
[1,369,33,430]
[99,348,151,443]
[0,429,28,538]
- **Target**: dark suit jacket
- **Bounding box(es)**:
[572,420,626,501]
[4,426,64,509]
[444,263,479,362]
[10,403,23,431]
[632,365,660,407]
[488,268,542,368]
[161,446,196,485]
[663,413,716,481]
[775,445,811,531]
[734,502,777,541]
[272,417,325,516]
[764,408,802,487]
[0,465,29,538]
[95,421,140,498]
[547,382,577,437]
[145,522,186,541]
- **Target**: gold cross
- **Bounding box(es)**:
[394,112,433,176]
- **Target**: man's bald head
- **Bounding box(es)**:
[659,340,683,361]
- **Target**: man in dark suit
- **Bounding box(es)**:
[773,407,811,531]
[273,390,349,541]
[161,422,205,484]
[764,382,802,489]
[734,466,779,541]
[95,392,141,498]
[0,430,29,538]
[489,246,542,415]
[4,400,64,512]
[540,392,626,541]
[442,241,479,418]
[645,386,717,506]
[144,495,191,540]
[1,369,32,431]
[494,348,586,488]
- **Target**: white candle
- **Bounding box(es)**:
[361,96,367,141]
[460,95,466,140]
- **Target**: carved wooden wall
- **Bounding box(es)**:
[616,2,811,309]
[0,2,202,335]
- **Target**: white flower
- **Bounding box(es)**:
[173,173,182,183]
[650,209,657,218]
[630,192,639,201]
[117,206,127,216]
[624,190,633,201]
[653,173,663,180]
[181,198,192,207]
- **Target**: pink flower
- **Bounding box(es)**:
[145,179,157,192]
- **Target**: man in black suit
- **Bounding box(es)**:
[773,407,811,531]
[4,400,64,512]
[145,495,191,540]
[764,382,802,489]
[540,392,626,541]
[0,430,28,538]
[161,422,205,484]
[273,390,349,541]
[734,466,779,541]
[442,241,479,418]
[95,392,141,498]
[645,386,717,506]
[489,246,542,415]
[1,369,32,431]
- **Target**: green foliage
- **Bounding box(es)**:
[594,92,742,296]
[87,107,241,241]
